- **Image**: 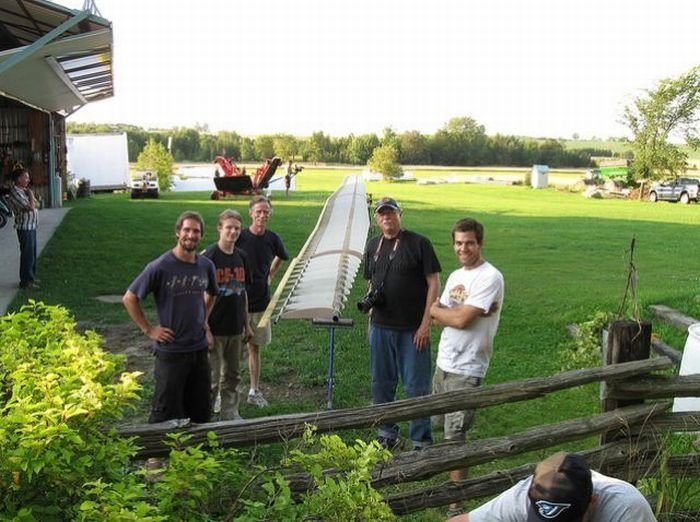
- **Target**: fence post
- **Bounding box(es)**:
[601,319,652,444]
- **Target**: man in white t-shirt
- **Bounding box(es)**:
[449,451,657,521]
[430,217,504,517]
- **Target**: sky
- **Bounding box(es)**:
[62,0,699,140]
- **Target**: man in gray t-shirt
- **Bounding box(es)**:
[450,451,656,522]
[123,211,218,424]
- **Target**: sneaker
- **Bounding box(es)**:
[376,436,400,450]
[247,390,268,408]
[213,394,221,414]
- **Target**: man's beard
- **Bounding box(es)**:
[180,238,199,252]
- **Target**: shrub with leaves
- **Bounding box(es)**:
[236,425,396,521]
[0,301,142,519]
[1,305,398,520]
[561,311,613,370]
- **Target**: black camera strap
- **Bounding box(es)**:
[371,230,401,289]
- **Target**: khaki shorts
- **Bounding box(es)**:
[249,311,272,347]
[432,368,482,441]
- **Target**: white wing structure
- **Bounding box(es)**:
[260,175,369,325]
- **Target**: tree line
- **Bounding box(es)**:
[66,116,618,169]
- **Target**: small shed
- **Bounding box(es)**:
[531,164,549,189]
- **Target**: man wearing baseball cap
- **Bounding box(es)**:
[449,451,656,521]
[362,196,441,451]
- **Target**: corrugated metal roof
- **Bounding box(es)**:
[0,0,113,113]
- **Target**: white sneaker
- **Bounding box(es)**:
[213,394,221,414]
[247,390,268,408]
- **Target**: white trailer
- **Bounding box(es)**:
[66,133,130,192]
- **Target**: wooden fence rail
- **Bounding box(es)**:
[284,402,670,493]
[388,447,700,515]
[115,309,700,516]
[119,357,672,458]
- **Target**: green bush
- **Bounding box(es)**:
[560,311,613,370]
[136,138,175,192]
[1,306,397,520]
[0,301,142,519]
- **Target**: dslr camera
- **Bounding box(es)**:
[357,287,384,314]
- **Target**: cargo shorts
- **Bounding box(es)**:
[432,368,482,441]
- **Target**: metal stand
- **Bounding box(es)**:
[312,317,354,409]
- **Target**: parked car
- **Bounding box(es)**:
[648,177,700,204]
[130,171,159,199]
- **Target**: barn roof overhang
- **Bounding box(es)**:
[0,0,113,115]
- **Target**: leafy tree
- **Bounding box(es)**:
[253,135,275,160]
[399,130,430,165]
[273,133,299,160]
[170,127,200,162]
[304,131,334,163]
[368,144,402,180]
[334,135,351,164]
[430,116,488,165]
[136,138,175,191]
[214,131,243,160]
[347,133,380,164]
[239,137,256,162]
[381,127,401,152]
[623,66,700,180]
[199,133,218,162]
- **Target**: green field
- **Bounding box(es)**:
[11,170,700,518]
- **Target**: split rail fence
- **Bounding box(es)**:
[118,310,700,517]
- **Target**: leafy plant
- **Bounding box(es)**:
[368,144,403,181]
[1,317,396,521]
[236,425,396,521]
[561,311,613,370]
[0,301,142,520]
[136,138,175,192]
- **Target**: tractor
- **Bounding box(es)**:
[211,156,282,199]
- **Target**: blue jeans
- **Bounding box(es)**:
[17,228,37,286]
[369,324,432,447]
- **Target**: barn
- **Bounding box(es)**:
[0,0,113,207]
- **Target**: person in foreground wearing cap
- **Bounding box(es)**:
[448,451,657,521]
[362,196,441,450]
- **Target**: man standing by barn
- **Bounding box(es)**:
[7,164,39,289]
[430,217,504,518]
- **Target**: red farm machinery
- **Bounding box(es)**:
[211,156,282,199]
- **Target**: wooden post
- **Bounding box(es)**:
[601,319,652,443]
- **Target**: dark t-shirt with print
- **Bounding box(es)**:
[203,244,252,336]
[128,251,218,353]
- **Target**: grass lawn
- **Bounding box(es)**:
[10,169,700,519]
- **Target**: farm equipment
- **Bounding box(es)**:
[130,171,159,199]
[211,156,282,199]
